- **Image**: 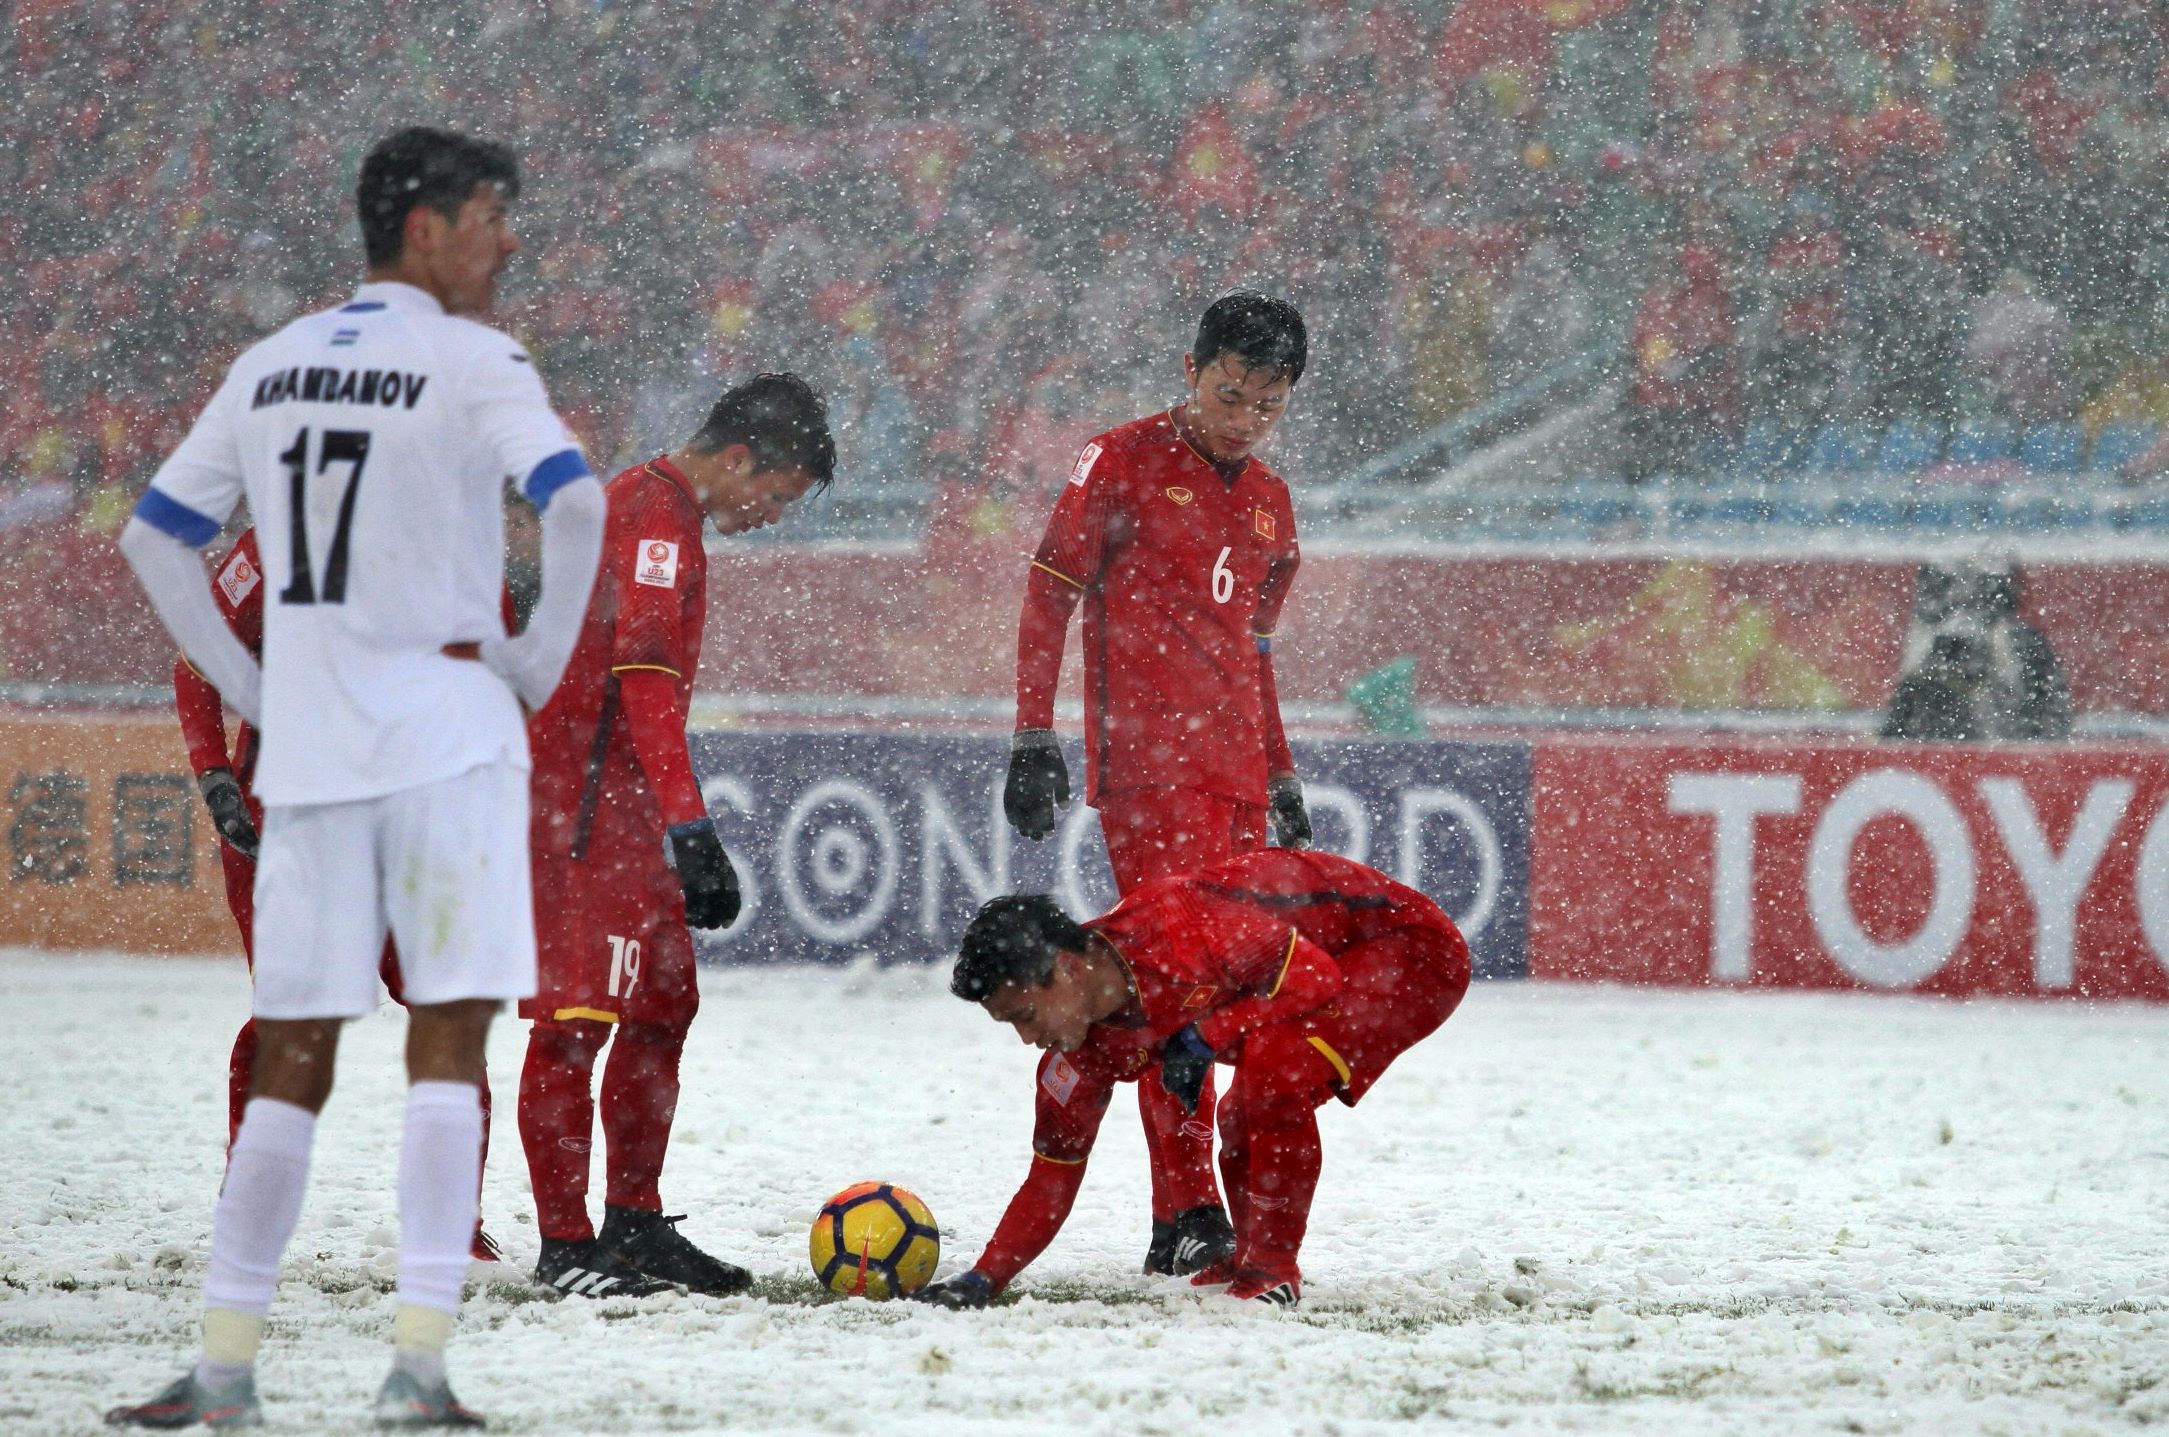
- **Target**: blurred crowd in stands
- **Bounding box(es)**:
[4,0,2169,577]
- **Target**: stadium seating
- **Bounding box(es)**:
[1944,418,2018,466]
[1803,424,1878,474]
[2015,423,2085,473]
[1875,420,1945,474]
[2090,422,2159,474]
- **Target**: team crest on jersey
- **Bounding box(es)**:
[1041,1053,1081,1106]
[216,550,261,608]
[1181,984,1218,1009]
[1068,442,1103,487]
[1253,508,1275,539]
[1165,486,1194,506]
[634,539,679,589]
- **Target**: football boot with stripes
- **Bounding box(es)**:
[1142,1204,1237,1277]
[533,1236,671,1299]
[1224,1267,1301,1306]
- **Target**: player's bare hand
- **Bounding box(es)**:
[1004,730,1069,841]
[915,1271,994,1310]
[197,767,259,859]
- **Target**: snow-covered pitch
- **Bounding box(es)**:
[7,952,2165,1435]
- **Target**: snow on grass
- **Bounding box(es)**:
[4,951,2166,1434]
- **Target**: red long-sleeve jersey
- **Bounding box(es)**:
[971,850,1447,1289]
[529,457,710,860]
[1016,410,1299,804]
[172,532,266,786]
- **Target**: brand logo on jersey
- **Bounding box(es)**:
[634,540,679,589]
[1165,486,1194,506]
[1181,983,1218,1009]
[216,551,261,608]
[1041,1053,1081,1106]
[1068,442,1103,487]
[1253,508,1275,539]
[329,328,360,348]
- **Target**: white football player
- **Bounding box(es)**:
[111,127,605,1431]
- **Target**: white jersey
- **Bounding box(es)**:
[141,281,591,805]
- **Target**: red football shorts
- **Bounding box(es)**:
[523,846,697,1027]
[1098,785,1267,895]
[1283,920,1470,1106]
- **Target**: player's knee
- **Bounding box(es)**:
[532,1016,611,1065]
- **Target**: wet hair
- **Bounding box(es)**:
[1192,291,1308,386]
[951,896,1092,1002]
[357,127,520,267]
[688,373,837,492]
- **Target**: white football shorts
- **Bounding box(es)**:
[250,760,536,1019]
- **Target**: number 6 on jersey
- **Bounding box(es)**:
[278,426,372,606]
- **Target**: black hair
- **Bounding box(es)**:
[1192,291,1308,386]
[358,127,521,267]
[951,895,1092,1002]
[688,373,837,492]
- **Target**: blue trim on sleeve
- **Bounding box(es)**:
[132,488,221,548]
[523,448,593,511]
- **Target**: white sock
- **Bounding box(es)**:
[201,1098,316,1332]
[396,1081,482,1321]
[392,1305,454,1385]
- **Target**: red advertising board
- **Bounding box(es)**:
[1530,737,2169,1001]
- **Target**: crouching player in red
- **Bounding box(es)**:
[920,849,1469,1308]
[173,529,501,1260]
[520,374,835,1298]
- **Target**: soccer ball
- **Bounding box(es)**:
[808,1182,940,1299]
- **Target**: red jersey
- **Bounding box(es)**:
[976,850,1455,1288]
[1053,849,1450,1144]
[173,531,267,786]
[1022,410,1299,804]
[529,457,708,860]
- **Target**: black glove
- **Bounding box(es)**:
[1268,773,1311,850]
[915,1270,994,1309]
[1003,729,1069,841]
[198,768,259,859]
[667,818,741,930]
[1160,1025,1215,1114]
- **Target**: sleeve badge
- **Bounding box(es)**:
[634,539,679,589]
[1068,441,1103,487]
[216,550,261,607]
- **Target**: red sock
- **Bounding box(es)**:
[226,1019,258,1152]
[1139,1069,1222,1221]
[1224,1027,1337,1280]
[600,1018,687,1213]
[1216,1080,1251,1246]
[519,1020,609,1242]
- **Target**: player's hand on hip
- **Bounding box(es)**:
[1160,1025,1216,1114]
[667,818,742,930]
[198,767,259,859]
[1004,729,1069,841]
[1268,773,1311,850]
[915,1270,994,1310]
